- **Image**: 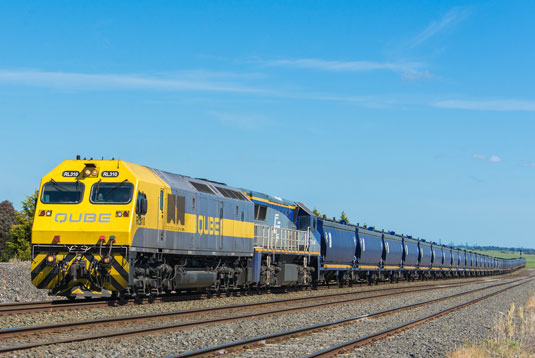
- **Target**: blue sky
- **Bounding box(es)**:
[1,1,534,249]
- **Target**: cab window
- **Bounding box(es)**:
[41,181,85,204]
[90,181,134,204]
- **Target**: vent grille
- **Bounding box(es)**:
[216,187,248,201]
[189,181,215,194]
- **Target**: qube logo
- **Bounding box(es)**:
[197,215,220,236]
[54,213,111,223]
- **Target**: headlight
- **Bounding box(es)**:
[101,256,112,267]
[46,254,56,265]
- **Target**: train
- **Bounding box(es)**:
[31,158,526,298]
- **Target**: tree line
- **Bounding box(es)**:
[0,191,37,261]
[313,208,350,223]
[459,245,534,255]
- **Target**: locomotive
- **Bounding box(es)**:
[30,158,526,298]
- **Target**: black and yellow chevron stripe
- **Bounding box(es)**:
[31,250,129,296]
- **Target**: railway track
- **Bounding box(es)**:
[0,297,109,316]
[0,290,245,316]
[0,276,521,355]
[303,280,531,358]
[164,276,532,358]
[0,274,509,316]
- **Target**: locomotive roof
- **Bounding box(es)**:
[240,189,296,207]
[148,167,250,202]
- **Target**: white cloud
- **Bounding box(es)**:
[264,58,424,74]
[523,162,535,167]
[473,154,502,163]
[0,68,428,106]
[177,69,266,80]
[410,7,471,47]
[0,69,265,94]
[488,155,502,163]
[434,99,535,111]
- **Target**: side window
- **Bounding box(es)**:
[192,197,196,210]
[160,190,163,211]
[254,204,267,221]
[236,206,239,216]
[136,192,148,215]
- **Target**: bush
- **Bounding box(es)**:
[0,200,17,260]
[5,191,37,261]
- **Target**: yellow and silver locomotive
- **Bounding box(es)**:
[31,158,316,298]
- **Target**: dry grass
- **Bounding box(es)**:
[450,346,490,358]
[449,294,535,358]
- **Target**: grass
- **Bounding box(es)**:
[449,295,535,358]
[474,250,535,268]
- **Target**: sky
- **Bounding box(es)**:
[0,1,534,249]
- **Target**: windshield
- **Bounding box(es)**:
[41,181,85,204]
[90,181,134,204]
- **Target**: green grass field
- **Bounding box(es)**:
[474,250,535,268]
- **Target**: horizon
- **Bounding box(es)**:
[1,2,534,249]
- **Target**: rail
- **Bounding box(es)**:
[0,278,499,354]
[254,224,310,252]
[167,277,529,358]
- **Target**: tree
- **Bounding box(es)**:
[340,211,350,224]
[313,208,322,217]
[0,201,17,260]
[5,190,37,260]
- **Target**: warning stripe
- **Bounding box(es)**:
[111,256,129,281]
[37,266,59,289]
[31,250,129,293]
[36,253,76,289]
[31,255,48,281]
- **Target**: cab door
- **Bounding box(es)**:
[157,189,165,249]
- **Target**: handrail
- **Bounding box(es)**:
[253,224,310,252]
